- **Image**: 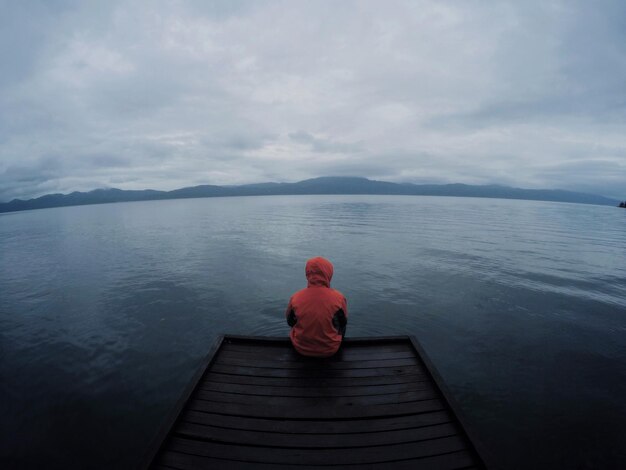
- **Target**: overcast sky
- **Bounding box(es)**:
[1,0,625,201]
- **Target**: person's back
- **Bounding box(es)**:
[285,257,348,357]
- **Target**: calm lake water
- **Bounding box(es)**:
[1,195,625,469]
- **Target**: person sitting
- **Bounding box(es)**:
[285,257,348,357]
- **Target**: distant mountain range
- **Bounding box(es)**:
[0,177,620,213]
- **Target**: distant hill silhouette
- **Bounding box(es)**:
[0,177,619,213]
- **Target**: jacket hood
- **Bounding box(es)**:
[305,257,333,287]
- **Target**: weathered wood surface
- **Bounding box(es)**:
[144,335,488,469]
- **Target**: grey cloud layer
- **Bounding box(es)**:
[1,0,625,201]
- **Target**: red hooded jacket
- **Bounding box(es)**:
[285,257,348,357]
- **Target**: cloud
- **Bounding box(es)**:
[288,131,362,154]
[1,0,626,201]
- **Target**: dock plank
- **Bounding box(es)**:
[210,363,424,378]
[214,356,420,369]
[166,435,468,465]
[221,341,411,355]
[218,347,417,362]
[197,379,433,397]
[203,371,430,387]
[193,388,439,407]
[187,397,446,419]
[181,409,455,434]
[174,421,460,448]
[158,449,477,470]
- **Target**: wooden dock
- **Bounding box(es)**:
[142,335,489,469]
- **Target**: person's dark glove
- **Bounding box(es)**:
[332,308,347,337]
[287,309,297,327]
